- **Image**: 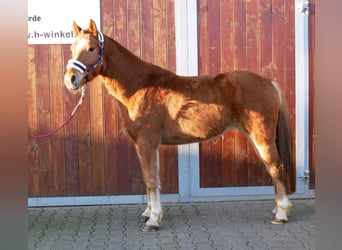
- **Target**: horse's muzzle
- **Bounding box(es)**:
[64,71,83,91]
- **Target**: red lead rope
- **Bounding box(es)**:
[28,86,86,139]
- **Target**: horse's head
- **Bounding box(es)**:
[64,19,104,92]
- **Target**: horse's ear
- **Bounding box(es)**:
[88,19,99,36]
[73,21,82,36]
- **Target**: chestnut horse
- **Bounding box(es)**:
[64,20,296,231]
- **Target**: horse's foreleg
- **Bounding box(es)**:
[136,141,162,232]
[144,187,162,231]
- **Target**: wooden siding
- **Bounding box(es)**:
[28,0,310,198]
[198,0,296,188]
[28,0,178,197]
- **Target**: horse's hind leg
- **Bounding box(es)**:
[247,127,292,224]
[268,164,292,224]
[255,143,292,224]
[135,138,162,232]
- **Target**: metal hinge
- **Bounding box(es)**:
[299,170,310,183]
[297,1,310,16]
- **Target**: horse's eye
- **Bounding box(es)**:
[89,47,95,52]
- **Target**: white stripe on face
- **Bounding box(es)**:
[74,37,88,57]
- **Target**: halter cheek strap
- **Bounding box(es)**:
[67,32,104,75]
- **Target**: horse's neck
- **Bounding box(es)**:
[100,36,157,105]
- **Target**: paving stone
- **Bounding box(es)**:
[28,199,315,249]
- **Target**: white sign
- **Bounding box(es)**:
[28,0,101,44]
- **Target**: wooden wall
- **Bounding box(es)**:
[28,0,178,197]
[197,0,296,188]
[28,0,307,197]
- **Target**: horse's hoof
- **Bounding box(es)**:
[142,224,159,232]
[140,216,149,224]
[271,217,287,225]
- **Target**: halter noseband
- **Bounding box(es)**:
[67,32,104,78]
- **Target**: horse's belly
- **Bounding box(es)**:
[160,133,203,145]
[161,111,231,145]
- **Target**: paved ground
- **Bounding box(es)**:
[28,199,315,249]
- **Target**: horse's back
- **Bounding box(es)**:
[218,70,277,97]
[174,70,278,104]
[177,70,280,121]
[160,70,280,144]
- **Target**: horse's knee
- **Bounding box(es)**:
[140,162,160,190]
[145,180,160,191]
